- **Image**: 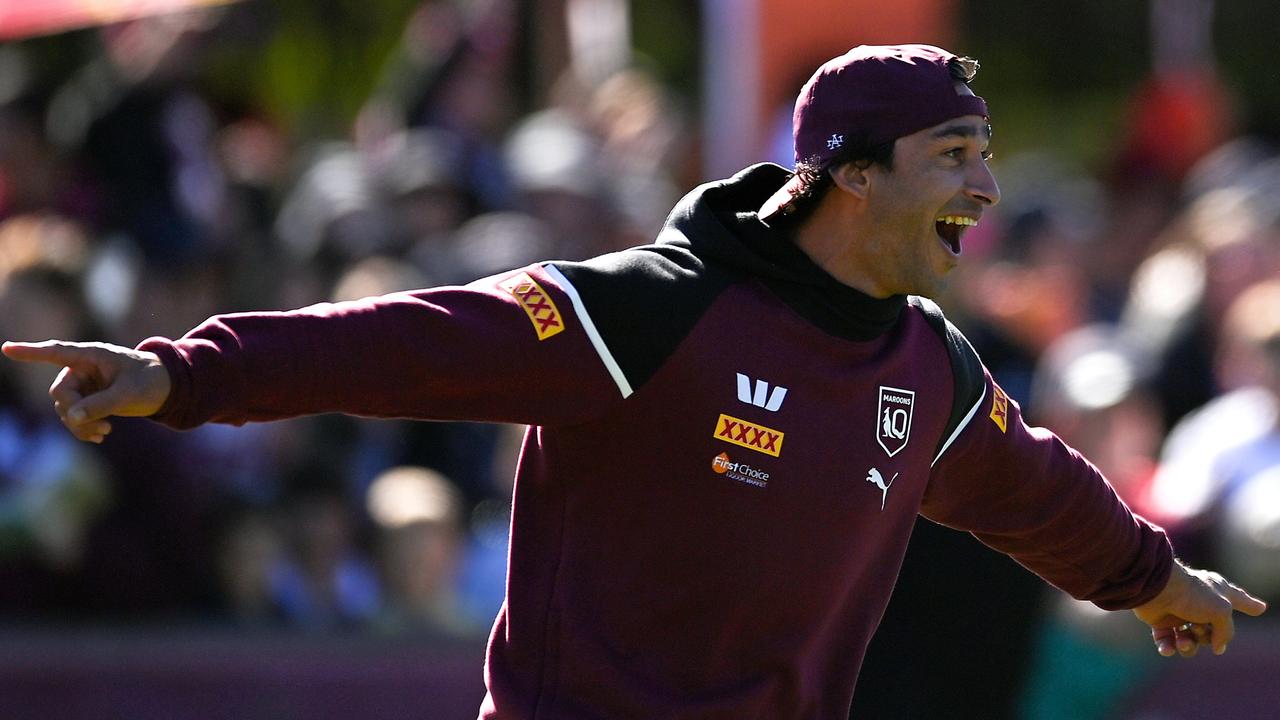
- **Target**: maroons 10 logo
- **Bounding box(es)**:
[877,386,915,457]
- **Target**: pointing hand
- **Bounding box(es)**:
[1132,560,1267,657]
[2,340,171,443]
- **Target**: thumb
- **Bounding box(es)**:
[67,384,134,424]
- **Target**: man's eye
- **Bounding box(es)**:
[944,148,964,159]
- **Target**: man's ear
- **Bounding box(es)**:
[829,161,872,201]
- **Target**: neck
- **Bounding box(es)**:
[790,196,889,298]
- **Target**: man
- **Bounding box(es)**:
[3,45,1267,718]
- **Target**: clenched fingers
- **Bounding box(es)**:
[50,366,88,418]
[1152,621,1213,657]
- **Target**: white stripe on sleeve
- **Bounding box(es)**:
[931,385,987,467]
[542,264,633,398]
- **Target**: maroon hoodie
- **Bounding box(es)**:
[140,164,1172,719]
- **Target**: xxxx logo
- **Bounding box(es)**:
[713,413,784,457]
[499,272,564,340]
[989,385,1009,433]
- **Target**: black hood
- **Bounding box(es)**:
[656,163,906,341]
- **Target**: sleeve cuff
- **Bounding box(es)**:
[135,336,194,429]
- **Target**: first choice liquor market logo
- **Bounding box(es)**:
[712,452,771,487]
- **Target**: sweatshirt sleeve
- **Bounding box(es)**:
[923,367,1173,610]
[137,263,628,429]
[910,295,1173,611]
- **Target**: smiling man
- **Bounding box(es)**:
[2,44,1267,719]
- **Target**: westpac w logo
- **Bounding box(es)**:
[736,373,787,412]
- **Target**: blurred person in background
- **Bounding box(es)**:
[1017,326,1174,720]
[455,421,524,630]
[1196,280,1280,607]
[3,44,1269,719]
[51,9,234,266]
[0,214,111,614]
[443,211,557,285]
[1120,149,1280,430]
[273,142,397,291]
[503,107,624,259]
[266,458,380,631]
[1134,196,1280,537]
[356,0,517,211]
[584,67,687,242]
[948,153,1098,404]
[368,127,477,284]
[212,499,284,627]
[366,465,476,637]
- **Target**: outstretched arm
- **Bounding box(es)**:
[2,340,171,443]
[924,362,1267,657]
[1133,560,1267,657]
[4,265,634,435]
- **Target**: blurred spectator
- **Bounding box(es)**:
[0,214,111,613]
[456,422,524,630]
[366,465,475,637]
[1121,150,1280,429]
[1018,325,1170,720]
[951,153,1097,404]
[1143,276,1280,535]
[357,0,517,210]
[53,10,231,265]
[585,68,685,241]
[1200,280,1280,605]
[274,142,394,286]
[267,460,381,631]
[504,107,620,258]
[367,127,475,283]
[441,211,556,284]
[213,500,284,626]
[331,255,429,305]
[0,101,74,219]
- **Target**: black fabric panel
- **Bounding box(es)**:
[909,296,986,458]
[549,246,736,394]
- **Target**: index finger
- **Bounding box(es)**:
[1225,583,1268,617]
[2,340,97,368]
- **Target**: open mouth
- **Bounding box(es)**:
[935,215,977,255]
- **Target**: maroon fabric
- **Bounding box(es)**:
[924,368,1173,611]
[138,260,1171,718]
[792,44,989,167]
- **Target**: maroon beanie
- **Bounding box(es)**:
[792,44,988,168]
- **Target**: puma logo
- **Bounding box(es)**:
[865,468,899,511]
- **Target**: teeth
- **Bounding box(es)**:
[938,216,978,226]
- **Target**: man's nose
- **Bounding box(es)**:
[967,162,1001,206]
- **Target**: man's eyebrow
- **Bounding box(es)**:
[931,123,993,140]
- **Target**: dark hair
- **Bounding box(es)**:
[774,55,980,226]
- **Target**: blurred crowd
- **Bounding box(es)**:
[0,2,1278,718]
[0,1,691,638]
